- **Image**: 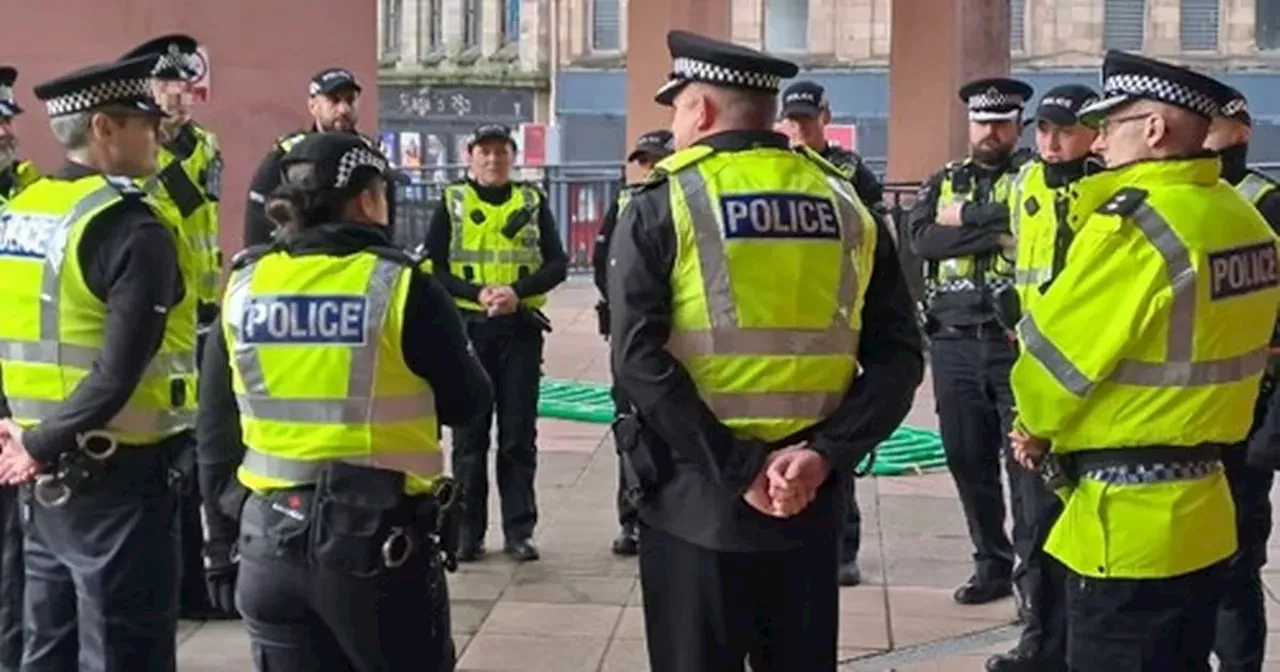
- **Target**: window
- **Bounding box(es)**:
[1179,0,1219,51]
[1103,0,1146,51]
[463,0,481,48]
[591,0,620,51]
[1258,0,1280,50]
[419,0,443,56]
[381,0,403,57]
[502,0,521,45]
[1010,0,1025,51]
[764,0,810,52]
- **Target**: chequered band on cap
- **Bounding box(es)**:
[43,77,151,117]
[671,57,783,92]
[335,146,388,188]
[154,51,197,77]
[0,86,14,104]
[1222,97,1248,117]
[968,90,1024,110]
[1102,73,1219,117]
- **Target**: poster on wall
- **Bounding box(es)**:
[379,132,397,165]
[398,132,422,169]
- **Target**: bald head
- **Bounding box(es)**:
[670,82,779,149]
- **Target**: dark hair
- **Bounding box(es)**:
[265,163,385,238]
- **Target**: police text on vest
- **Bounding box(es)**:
[719,194,840,240]
[1208,242,1279,300]
[242,295,369,345]
[0,212,59,259]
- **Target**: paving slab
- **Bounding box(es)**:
[176,278,1280,671]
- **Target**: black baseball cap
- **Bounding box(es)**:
[780,81,828,119]
[467,123,517,150]
[1035,85,1101,126]
[627,130,673,162]
[309,68,362,96]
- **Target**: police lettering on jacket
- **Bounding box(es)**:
[0,212,58,259]
[1208,242,1279,300]
[241,295,369,345]
[719,193,840,239]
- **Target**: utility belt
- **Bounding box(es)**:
[23,431,186,508]
[238,462,462,577]
[1037,444,1224,491]
[927,320,1009,342]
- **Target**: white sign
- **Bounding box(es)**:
[191,46,211,103]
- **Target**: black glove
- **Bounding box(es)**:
[203,539,239,615]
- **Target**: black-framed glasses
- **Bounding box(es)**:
[1095,112,1153,137]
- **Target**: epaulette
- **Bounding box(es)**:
[1096,187,1148,217]
[365,244,418,269]
[102,174,145,196]
[230,243,277,270]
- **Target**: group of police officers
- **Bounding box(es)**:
[0,20,1273,672]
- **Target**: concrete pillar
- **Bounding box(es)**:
[885,0,1011,183]
[624,0,731,182]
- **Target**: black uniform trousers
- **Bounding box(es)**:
[179,323,218,616]
[842,480,861,565]
[0,486,21,672]
[21,441,181,672]
[1014,497,1068,667]
[451,317,543,547]
[1214,443,1274,672]
[235,491,455,672]
[638,523,839,672]
[611,384,638,529]
[930,330,1045,586]
[1066,560,1227,672]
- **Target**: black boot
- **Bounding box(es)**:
[611,523,639,556]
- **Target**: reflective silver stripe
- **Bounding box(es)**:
[36,185,124,342]
[226,258,437,426]
[448,249,542,264]
[1017,314,1094,397]
[1014,267,1052,287]
[446,185,467,260]
[0,340,194,377]
[1236,174,1273,205]
[241,447,444,484]
[7,398,193,435]
[705,390,844,420]
[667,328,861,359]
[1111,347,1269,386]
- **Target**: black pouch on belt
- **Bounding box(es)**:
[612,413,670,506]
[310,462,407,577]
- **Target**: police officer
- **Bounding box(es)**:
[777,79,887,587]
[609,31,923,670]
[591,129,672,556]
[424,123,567,562]
[0,64,38,672]
[1010,51,1280,671]
[119,32,232,621]
[0,67,39,206]
[986,84,1099,672]
[243,67,372,246]
[907,76,1034,606]
[0,54,195,671]
[196,133,492,670]
[1203,87,1279,672]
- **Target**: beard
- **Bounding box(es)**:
[971,142,1012,167]
[0,139,18,172]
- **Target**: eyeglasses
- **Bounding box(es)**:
[1095,112,1153,137]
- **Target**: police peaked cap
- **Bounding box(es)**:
[280,132,391,191]
[121,33,200,81]
[0,66,23,118]
[35,55,165,118]
[1218,85,1251,127]
[655,30,799,106]
[958,77,1034,122]
[1080,50,1232,122]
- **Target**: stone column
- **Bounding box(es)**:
[885,0,1011,183]
[624,0,731,181]
[442,0,467,53]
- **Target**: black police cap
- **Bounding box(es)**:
[310,68,362,96]
[780,81,827,119]
[35,55,164,118]
[655,30,799,106]
[1035,84,1101,127]
[280,132,391,191]
[121,34,200,82]
[958,77,1034,122]
[627,129,673,162]
[0,66,23,118]
[467,123,517,150]
[1080,50,1232,122]
[1218,85,1251,127]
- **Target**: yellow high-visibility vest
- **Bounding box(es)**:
[657,143,877,443]
[143,123,222,306]
[223,248,443,496]
[927,159,1017,294]
[0,160,40,205]
[0,175,198,444]
[442,181,547,311]
[1012,156,1280,579]
[1008,159,1088,312]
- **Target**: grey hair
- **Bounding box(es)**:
[50,112,92,150]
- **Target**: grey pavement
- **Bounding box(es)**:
[177,277,1280,671]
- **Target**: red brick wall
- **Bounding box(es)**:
[0,0,377,258]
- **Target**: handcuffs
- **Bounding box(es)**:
[32,430,118,508]
[380,476,459,570]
